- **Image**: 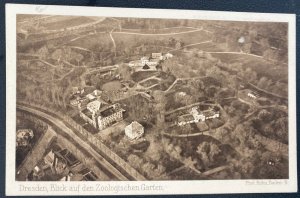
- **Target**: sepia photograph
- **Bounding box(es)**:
[6,4,297,195]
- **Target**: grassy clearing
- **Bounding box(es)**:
[112,30,212,49]
[119,27,197,34]
[184,42,225,52]
[44,16,96,30]
[67,32,112,49]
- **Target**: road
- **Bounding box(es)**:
[168,40,213,52]
[17,105,129,181]
[113,28,204,36]
[109,28,117,57]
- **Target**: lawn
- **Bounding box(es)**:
[118,27,198,34]
[184,42,225,52]
[67,32,112,50]
[112,30,212,49]
[44,16,96,30]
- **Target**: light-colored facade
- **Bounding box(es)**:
[98,103,124,130]
[152,53,163,60]
[125,121,144,140]
[87,100,102,114]
[177,107,220,126]
[248,92,258,99]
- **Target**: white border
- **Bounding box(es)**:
[6,3,297,196]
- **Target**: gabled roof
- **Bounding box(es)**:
[87,100,102,112]
[126,121,144,132]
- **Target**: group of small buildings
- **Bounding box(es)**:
[16,129,34,147]
[31,148,98,181]
[70,85,146,140]
[247,91,259,99]
[128,52,173,72]
[70,87,106,107]
[177,106,220,126]
[69,86,125,130]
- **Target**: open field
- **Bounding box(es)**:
[68,32,112,49]
[44,16,96,30]
[118,27,198,34]
[184,42,225,52]
[112,30,212,49]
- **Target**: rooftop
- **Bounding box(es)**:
[178,114,194,122]
[99,103,122,117]
[126,121,144,132]
[87,100,103,113]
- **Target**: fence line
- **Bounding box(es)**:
[17,101,146,180]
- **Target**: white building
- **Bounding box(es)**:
[177,107,220,126]
[125,121,144,140]
[248,92,258,99]
[152,53,163,60]
[141,56,150,65]
[190,107,206,122]
[164,53,173,60]
[87,100,102,115]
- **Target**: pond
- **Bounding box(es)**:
[102,80,122,91]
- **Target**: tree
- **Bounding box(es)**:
[51,49,63,64]
[74,53,84,66]
[118,64,132,81]
[37,46,49,59]
[127,154,143,170]
[152,90,166,127]
[209,143,222,161]
[243,68,257,83]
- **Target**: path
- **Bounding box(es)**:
[35,59,57,68]
[69,46,93,53]
[112,28,204,36]
[162,130,211,138]
[109,28,117,57]
[17,105,129,181]
[165,101,211,116]
[207,51,287,65]
[201,165,230,177]
[164,76,206,93]
[168,40,213,52]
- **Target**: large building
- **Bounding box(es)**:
[79,101,124,130]
[125,121,144,140]
[97,103,124,130]
[151,53,163,60]
[177,107,220,126]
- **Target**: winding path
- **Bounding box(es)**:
[113,28,204,36]
[109,28,117,57]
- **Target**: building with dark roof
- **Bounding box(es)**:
[97,103,124,130]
